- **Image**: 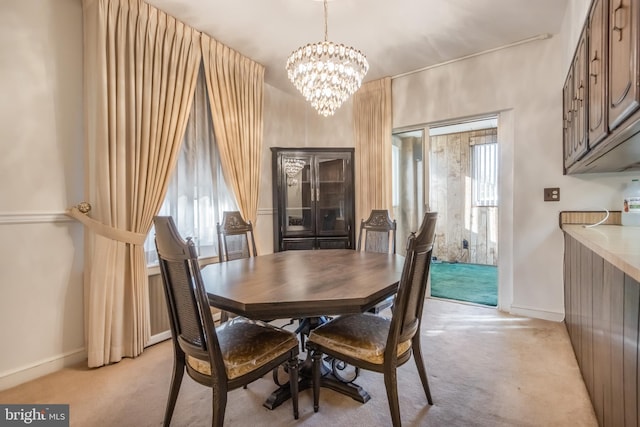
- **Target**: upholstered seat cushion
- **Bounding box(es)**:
[187,317,298,379]
[308,313,412,365]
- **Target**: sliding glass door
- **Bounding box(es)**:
[391,129,427,256]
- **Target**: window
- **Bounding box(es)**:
[471,142,498,207]
[144,67,237,265]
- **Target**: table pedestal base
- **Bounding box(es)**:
[263,373,370,410]
[264,317,371,410]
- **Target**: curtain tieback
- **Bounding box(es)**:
[66,203,147,246]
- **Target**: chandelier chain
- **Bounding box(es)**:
[324,0,328,42]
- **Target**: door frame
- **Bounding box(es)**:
[392,109,514,312]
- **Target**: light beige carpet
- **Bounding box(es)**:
[0,299,597,426]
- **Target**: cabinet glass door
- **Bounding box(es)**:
[315,154,350,236]
[282,155,313,236]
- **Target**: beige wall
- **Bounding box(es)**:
[0,0,85,389]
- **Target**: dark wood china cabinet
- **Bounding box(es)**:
[271,147,355,252]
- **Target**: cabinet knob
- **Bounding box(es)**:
[613,3,626,41]
[590,53,600,84]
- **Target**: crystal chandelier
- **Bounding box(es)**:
[285,0,369,117]
[283,158,306,179]
[283,158,306,187]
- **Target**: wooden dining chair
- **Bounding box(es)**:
[307,212,437,427]
[357,209,397,254]
[357,209,397,313]
[153,216,299,426]
[217,211,258,262]
[216,211,259,322]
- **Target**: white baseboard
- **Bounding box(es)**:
[510,304,565,322]
[0,348,87,392]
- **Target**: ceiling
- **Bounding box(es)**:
[145,0,569,94]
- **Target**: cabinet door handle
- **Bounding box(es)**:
[310,187,320,202]
[590,52,600,84]
[613,2,625,41]
[563,114,570,129]
[577,83,584,103]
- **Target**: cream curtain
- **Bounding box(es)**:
[353,77,393,223]
[201,35,265,225]
[78,0,201,367]
[144,68,238,264]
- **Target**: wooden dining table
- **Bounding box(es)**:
[201,249,405,409]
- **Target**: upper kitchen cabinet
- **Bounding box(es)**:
[564,0,640,174]
[588,0,609,147]
[564,28,589,169]
[608,0,640,130]
[563,65,576,168]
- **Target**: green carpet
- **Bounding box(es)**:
[430,262,497,306]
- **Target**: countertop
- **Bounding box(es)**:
[562,224,640,282]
